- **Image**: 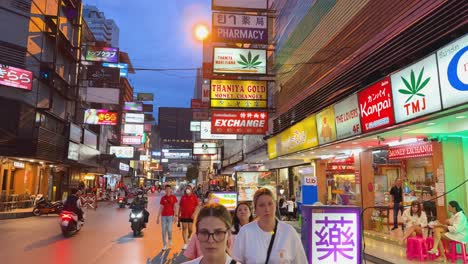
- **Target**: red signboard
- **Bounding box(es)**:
[0,65,33,91]
[358,77,395,133]
[122,135,142,145]
[388,142,433,160]
[144,123,152,132]
[211,110,268,134]
[193,110,210,120]
[191,99,209,109]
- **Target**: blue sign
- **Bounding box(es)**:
[102,62,128,78]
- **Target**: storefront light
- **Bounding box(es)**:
[29,159,34,162]
[456,115,466,119]
[427,122,436,126]
[387,138,418,147]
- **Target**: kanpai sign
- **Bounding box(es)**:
[388,142,433,160]
[358,77,395,133]
[211,110,268,134]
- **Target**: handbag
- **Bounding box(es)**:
[265,220,278,264]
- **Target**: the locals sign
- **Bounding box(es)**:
[437,34,468,109]
[334,94,361,139]
[212,12,267,44]
[211,110,268,134]
[391,54,442,123]
[210,79,267,108]
[358,77,395,133]
[213,48,266,75]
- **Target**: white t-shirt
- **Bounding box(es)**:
[183,254,239,264]
[232,221,308,264]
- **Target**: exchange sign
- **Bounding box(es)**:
[210,79,267,108]
[85,46,119,63]
[83,109,118,125]
[211,110,268,134]
[213,12,267,44]
[0,64,33,91]
[213,48,266,75]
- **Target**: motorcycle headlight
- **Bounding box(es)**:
[136,212,143,218]
[130,213,136,218]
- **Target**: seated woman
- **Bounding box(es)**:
[399,201,427,244]
[428,201,468,261]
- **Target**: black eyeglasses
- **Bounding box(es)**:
[196,229,229,242]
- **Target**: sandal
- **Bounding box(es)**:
[427,248,439,255]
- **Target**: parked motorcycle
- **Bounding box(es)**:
[117,196,127,208]
[33,195,63,216]
[60,211,84,237]
[129,208,145,236]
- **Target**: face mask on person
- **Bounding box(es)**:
[186,189,192,194]
[138,195,142,198]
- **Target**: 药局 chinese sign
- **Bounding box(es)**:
[213,12,268,44]
[0,64,33,91]
[213,47,267,75]
[210,79,267,108]
[310,207,361,264]
[85,46,119,63]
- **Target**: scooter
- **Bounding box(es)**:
[117,196,127,208]
[60,211,84,237]
[129,208,145,236]
[33,195,63,216]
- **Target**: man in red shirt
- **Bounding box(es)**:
[178,185,200,250]
[157,185,178,250]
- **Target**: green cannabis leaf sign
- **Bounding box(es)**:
[237,51,262,69]
[398,67,431,103]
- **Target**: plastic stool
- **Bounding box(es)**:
[406,236,429,261]
[425,237,441,260]
[447,241,467,263]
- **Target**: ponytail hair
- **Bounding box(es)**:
[449,201,464,214]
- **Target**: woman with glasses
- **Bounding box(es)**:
[399,200,428,244]
[232,188,308,264]
[183,204,240,264]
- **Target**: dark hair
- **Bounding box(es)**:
[410,200,422,217]
[70,188,78,195]
[165,185,171,189]
[253,188,275,209]
[232,202,254,235]
[195,204,232,232]
[449,201,464,214]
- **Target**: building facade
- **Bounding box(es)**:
[82,5,119,47]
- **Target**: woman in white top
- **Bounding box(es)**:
[231,202,254,245]
[428,200,468,261]
[183,204,240,264]
[232,188,308,264]
[399,200,427,244]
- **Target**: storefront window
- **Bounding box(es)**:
[291,165,314,203]
[325,157,357,206]
[278,168,289,198]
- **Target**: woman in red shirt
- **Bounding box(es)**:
[179,185,200,250]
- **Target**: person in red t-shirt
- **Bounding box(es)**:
[157,185,178,250]
[179,185,200,250]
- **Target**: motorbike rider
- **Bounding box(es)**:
[63,188,84,222]
[131,190,149,225]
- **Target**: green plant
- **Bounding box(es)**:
[237,51,262,69]
[399,67,431,103]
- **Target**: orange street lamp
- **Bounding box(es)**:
[194,24,209,41]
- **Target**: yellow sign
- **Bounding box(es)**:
[210,80,267,108]
[267,115,319,159]
[211,99,267,108]
[316,106,337,145]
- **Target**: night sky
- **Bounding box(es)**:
[83,0,211,119]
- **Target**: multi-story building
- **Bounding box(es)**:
[0,0,82,200]
[82,5,119,47]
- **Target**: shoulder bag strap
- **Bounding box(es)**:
[230,259,237,264]
[265,220,278,264]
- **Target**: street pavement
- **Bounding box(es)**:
[0,193,188,264]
